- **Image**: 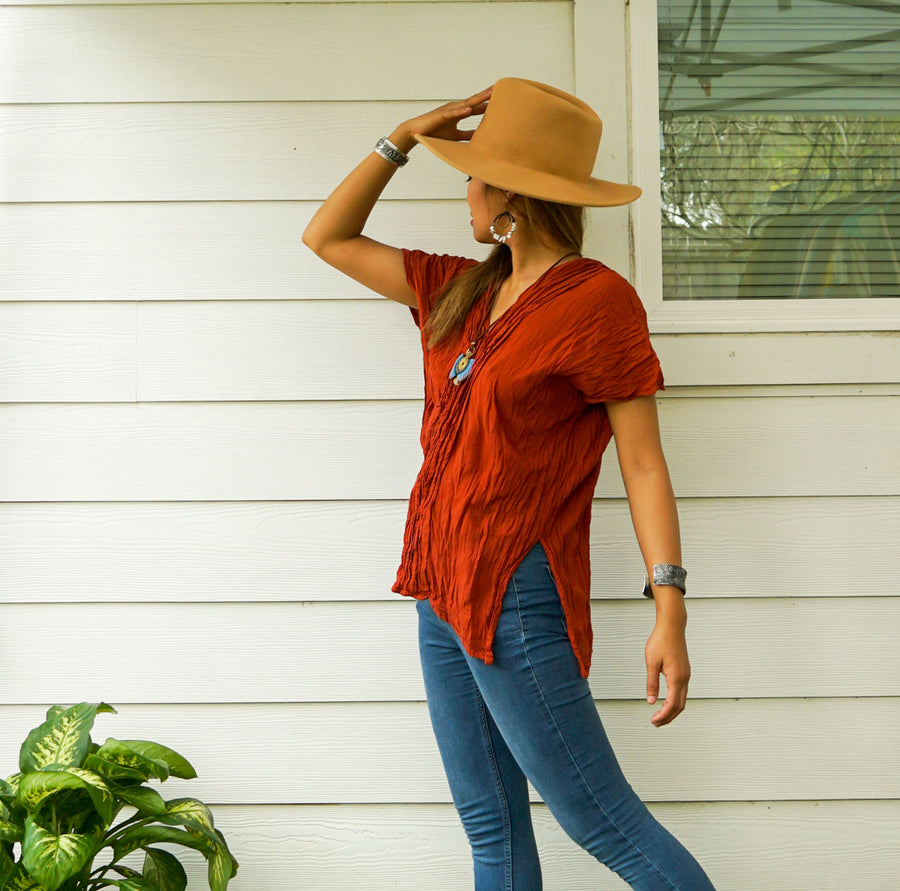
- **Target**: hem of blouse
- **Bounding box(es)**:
[392,583,429,601]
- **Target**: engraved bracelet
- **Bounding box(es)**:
[374,136,409,167]
[642,563,687,598]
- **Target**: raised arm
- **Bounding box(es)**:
[302,87,493,307]
[606,394,691,728]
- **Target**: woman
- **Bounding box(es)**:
[303,78,716,890]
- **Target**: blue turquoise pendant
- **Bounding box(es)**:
[449,349,476,386]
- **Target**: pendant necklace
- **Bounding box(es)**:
[448,252,581,386]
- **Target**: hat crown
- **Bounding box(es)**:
[471,79,603,184]
[412,77,640,206]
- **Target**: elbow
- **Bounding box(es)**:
[301,225,323,255]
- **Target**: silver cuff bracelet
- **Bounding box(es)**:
[374,136,410,167]
[642,563,687,598]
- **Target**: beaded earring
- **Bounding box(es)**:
[490,211,517,244]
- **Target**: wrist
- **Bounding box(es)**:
[388,127,417,156]
[653,587,687,625]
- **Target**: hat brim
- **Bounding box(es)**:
[414,134,641,207]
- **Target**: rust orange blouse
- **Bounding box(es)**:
[392,250,664,678]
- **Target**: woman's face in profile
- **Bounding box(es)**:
[467,177,503,244]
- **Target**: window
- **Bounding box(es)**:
[630,0,900,330]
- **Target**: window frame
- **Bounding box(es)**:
[628,1,900,334]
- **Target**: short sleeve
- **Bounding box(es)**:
[402,249,478,330]
[562,274,664,404]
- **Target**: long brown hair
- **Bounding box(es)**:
[425,196,586,348]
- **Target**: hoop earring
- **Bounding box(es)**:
[490,211,517,244]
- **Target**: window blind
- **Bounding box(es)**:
[657,0,900,300]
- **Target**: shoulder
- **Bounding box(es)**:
[565,260,647,322]
[402,249,479,298]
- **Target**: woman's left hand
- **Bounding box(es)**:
[645,617,691,727]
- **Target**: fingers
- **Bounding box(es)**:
[646,664,660,705]
[650,673,689,727]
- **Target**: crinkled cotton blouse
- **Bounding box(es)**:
[392,250,664,677]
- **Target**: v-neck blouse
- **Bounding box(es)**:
[392,249,664,678]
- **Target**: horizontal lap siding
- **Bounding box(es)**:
[2,397,899,499]
[1,598,898,701]
[2,497,897,602]
[2,701,899,802]
[3,0,899,888]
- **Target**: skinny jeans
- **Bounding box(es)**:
[416,542,716,890]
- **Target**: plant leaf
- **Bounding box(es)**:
[212,829,239,880]
[17,769,114,828]
[207,842,236,891]
[116,743,196,781]
[21,818,95,891]
[112,825,208,862]
[157,799,214,836]
[19,704,110,773]
[113,880,155,891]
[0,781,14,808]
[60,769,115,827]
[0,844,16,886]
[0,822,22,844]
[94,742,169,783]
[0,862,50,891]
[142,848,187,891]
[83,754,146,785]
[110,785,165,818]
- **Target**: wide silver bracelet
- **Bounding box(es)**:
[642,563,687,598]
[374,136,409,167]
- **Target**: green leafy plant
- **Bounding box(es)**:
[0,703,238,891]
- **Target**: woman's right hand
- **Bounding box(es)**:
[390,87,493,154]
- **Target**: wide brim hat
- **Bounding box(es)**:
[414,78,641,208]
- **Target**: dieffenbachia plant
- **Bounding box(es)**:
[0,703,238,891]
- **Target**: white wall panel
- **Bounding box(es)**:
[5,301,900,402]
[160,802,900,891]
[1,3,571,103]
[0,201,485,301]
[0,700,896,802]
[0,598,896,701]
[136,302,900,400]
[3,497,896,603]
[0,104,475,202]
[0,302,135,401]
[1,397,898,501]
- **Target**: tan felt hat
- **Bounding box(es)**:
[414,78,641,208]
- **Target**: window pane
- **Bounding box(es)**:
[657,0,900,300]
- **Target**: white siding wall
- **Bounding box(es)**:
[1,1,898,888]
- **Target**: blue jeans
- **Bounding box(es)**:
[416,543,716,890]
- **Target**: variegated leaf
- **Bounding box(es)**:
[62,769,114,826]
[142,847,187,891]
[110,784,165,817]
[114,879,155,891]
[0,845,15,887]
[111,864,142,879]
[212,828,239,879]
[0,862,50,891]
[0,780,14,807]
[112,825,208,862]
[207,842,236,891]
[0,821,22,844]
[4,776,22,799]
[83,753,146,785]
[117,742,196,781]
[157,799,214,835]
[16,770,113,828]
[21,818,95,891]
[19,704,108,773]
[94,741,169,782]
